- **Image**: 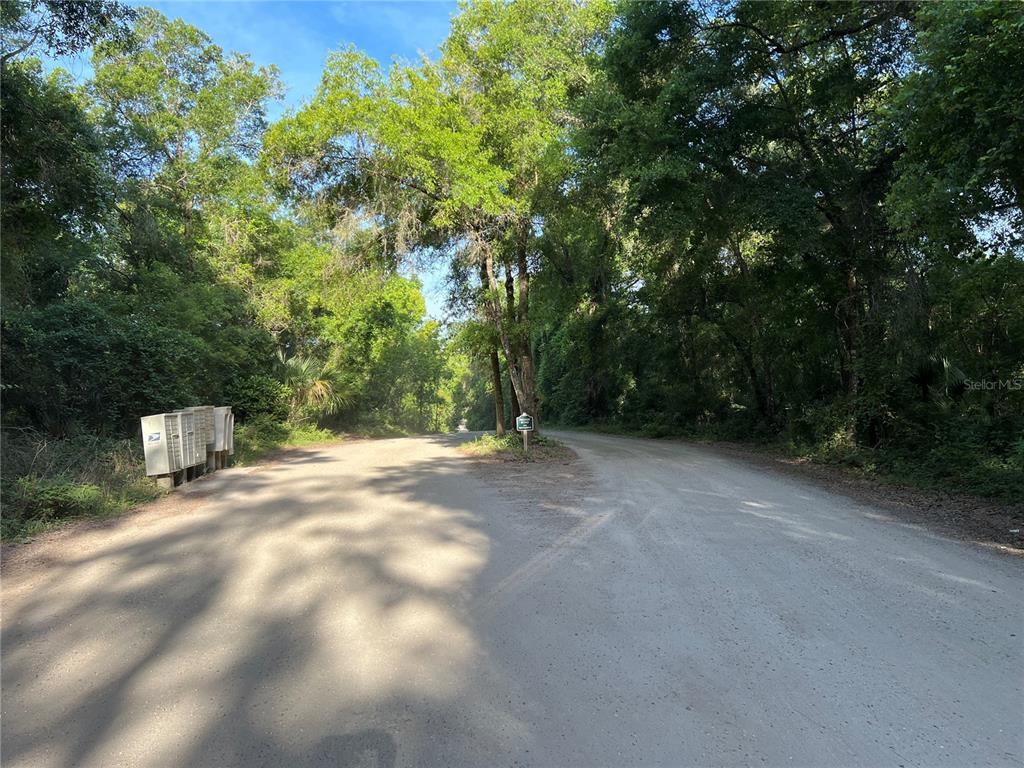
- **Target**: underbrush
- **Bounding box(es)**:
[460,432,573,462]
[800,436,1024,502]
[785,404,1024,501]
[1,430,162,541]
[232,416,340,465]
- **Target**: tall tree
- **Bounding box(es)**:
[1,0,133,63]
[888,1,1024,249]
[574,0,917,434]
[265,0,612,431]
[90,8,283,239]
[0,62,113,308]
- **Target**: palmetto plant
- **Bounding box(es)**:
[275,350,349,422]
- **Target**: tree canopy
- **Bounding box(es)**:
[2,4,465,438]
[1,0,1021,499]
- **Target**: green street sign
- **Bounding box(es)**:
[515,413,534,431]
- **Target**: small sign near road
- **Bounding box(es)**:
[516,412,534,453]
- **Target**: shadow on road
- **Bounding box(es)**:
[0,435,541,767]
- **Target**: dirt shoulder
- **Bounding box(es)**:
[459,438,593,536]
[698,440,1024,555]
[457,432,575,463]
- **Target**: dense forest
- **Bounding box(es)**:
[2,0,1022,534]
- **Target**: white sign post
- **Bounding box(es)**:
[515,412,534,453]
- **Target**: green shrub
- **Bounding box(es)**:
[787,400,855,450]
[232,415,289,463]
[7,477,104,521]
[0,430,163,540]
[227,375,289,422]
[232,416,336,465]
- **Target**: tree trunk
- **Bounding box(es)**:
[729,241,773,420]
[838,267,860,398]
[490,348,505,436]
[723,327,771,422]
[479,261,506,436]
[509,372,521,426]
[504,264,521,426]
[481,242,535,431]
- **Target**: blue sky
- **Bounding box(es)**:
[134,1,458,118]
[52,1,460,319]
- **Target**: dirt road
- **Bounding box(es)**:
[2,431,1021,767]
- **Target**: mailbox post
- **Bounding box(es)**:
[515,412,534,453]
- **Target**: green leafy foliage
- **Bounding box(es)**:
[1,0,135,61]
[2,0,1021,529]
[0,4,469,537]
[888,1,1024,248]
[526,0,1023,498]
[227,375,289,422]
[0,61,112,308]
[2,5,457,441]
[0,430,161,540]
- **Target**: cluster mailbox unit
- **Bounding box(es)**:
[183,406,216,470]
[140,405,233,489]
[213,406,235,468]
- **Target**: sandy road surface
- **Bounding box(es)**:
[2,431,1021,767]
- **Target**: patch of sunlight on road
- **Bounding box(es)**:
[738,505,855,542]
[385,534,489,591]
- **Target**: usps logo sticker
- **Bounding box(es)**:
[147,432,161,443]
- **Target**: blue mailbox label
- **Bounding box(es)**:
[147,432,161,442]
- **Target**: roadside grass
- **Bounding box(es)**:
[460,432,574,463]
[232,416,342,465]
[1,431,163,542]
[1,419,346,543]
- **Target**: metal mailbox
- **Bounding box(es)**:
[177,410,203,468]
[213,406,233,452]
[140,411,203,476]
[184,406,215,450]
[183,405,216,470]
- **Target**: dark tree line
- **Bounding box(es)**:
[526,0,1022,497]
